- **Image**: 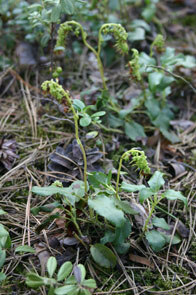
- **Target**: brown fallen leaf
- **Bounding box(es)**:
[129,254,155,269]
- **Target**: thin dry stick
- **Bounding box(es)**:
[145,278,196,294]
[21,82,35,138]
[0,106,16,131]
[22,176,32,246]
[25,85,38,138]
[180,208,196,268]
[108,274,125,294]
[94,286,146,295]
[165,219,179,280]
[112,246,139,295]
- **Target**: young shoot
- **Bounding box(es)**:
[150,34,165,57]
[55,21,128,90]
[116,148,150,198]
[128,49,141,82]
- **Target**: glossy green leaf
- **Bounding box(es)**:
[145,97,160,120]
[88,195,125,227]
[47,257,57,278]
[0,249,6,269]
[32,186,70,197]
[73,99,85,111]
[139,52,156,73]
[108,114,124,128]
[164,234,181,245]
[160,128,179,143]
[82,279,97,288]
[139,188,154,203]
[119,98,141,119]
[0,272,6,281]
[51,5,61,22]
[114,198,138,215]
[131,19,150,32]
[157,75,175,92]
[26,273,44,288]
[121,182,146,192]
[90,244,116,268]
[128,27,145,41]
[146,230,166,252]
[79,289,91,295]
[86,131,98,139]
[0,224,10,248]
[65,275,77,285]
[125,121,146,141]
[32,180,86,205]
[15,245,35,254]
[61,0,75,14]
[142,3,156,21]
[57,261,72,281]
[55,285,79,295]
[88,172,111,188]
[80,115,92,127]
[148,171,165,192]
[152,217,170,230]
[148,72,163,92]
[91,111,106,117]
[163,190,187,207]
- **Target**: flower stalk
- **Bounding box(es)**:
[42,80,88,194]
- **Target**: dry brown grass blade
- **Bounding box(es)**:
[20,82,37,138]
[22,177,32,246]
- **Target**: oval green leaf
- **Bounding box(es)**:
[90,244,116,268]
[57,261,72,281]
[163,189,187,207]
[15,245,35,254]
[146,230,166,252]
[152,217,170,230]
[148,171,165,192]
[47,257,57,278]
[55,285,78,295]
[88,195,125,227]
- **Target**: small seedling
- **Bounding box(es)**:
[26,257,97,295]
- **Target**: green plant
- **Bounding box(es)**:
[28,0,85,46]
[121,171,187,251]
[26,256,96,295]
[55,21,128,90]
[109,35,196,143]
[42,80,88,194]
[0,222,11,282]
[72,99,106,128]
[116,148,150,198]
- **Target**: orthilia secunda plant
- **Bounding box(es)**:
[55,21,129,90]
[41,79,88,195]
[116,148,150,199]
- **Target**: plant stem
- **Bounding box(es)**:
[143,195,158,233]
[64,91,88,195]
[65,21,107,90]
[116,151,130,199]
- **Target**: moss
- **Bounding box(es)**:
[180,15,196,29]
[96,270,130,295]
